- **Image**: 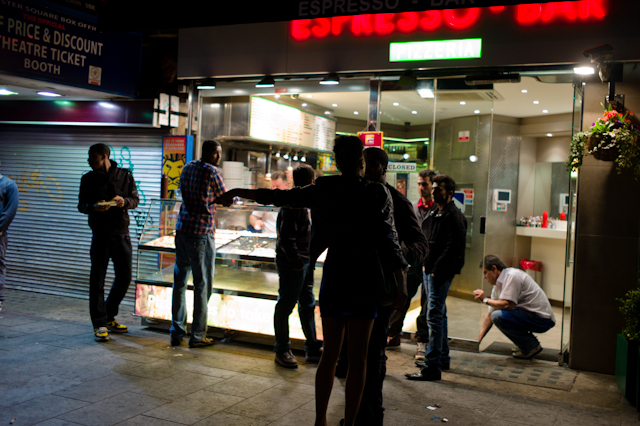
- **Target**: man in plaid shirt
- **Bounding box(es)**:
[171,140,229,348]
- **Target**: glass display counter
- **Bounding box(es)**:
[134,199,323,340]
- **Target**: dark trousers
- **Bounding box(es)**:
[355,305,393,426]
[387,267,429,342]
[89,233,132,328]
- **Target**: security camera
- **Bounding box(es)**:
[583,44,614,63]
[290,94,299,99]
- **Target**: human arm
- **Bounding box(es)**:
[78,174,106,213]
[431,208,467,278]
[0,179,19,232]
[473,289,515,311]
[119,171,139,209]
[278,208,307,270]
[249,213,264,230]
[477,311,493,343]
[390,188,428,267]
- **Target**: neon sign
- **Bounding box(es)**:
[390,38,482,62]
[290,1,607,41]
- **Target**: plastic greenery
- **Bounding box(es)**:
[618,284,640,341]
[567,103,640,179]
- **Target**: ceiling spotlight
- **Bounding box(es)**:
[302,103,308,107]
[393,102,400,106]
[474,110,480,114]
[196,79,216,90]
[293,153,299,161]
[98,102,116,109]
[319,73,340,85]
[283,152,290,160]
[533,100,540,104]
[306,94,313,98]
[547,133,553,137]
[256,76,275,88]
[275,94,280,99]
[353,111,359,115]
[402,153,410,160]
[332,103,338,107]
[574,66,595,75]
[411,111,418,115]
[469,155,478,162]
[460,101,466,105]
[275,151,281,158]
[37,91,61,97]
[418,89,434,98]
[0,89,18,96]
[301,154,306,162]
[542,110,549,113]
[324,111,331,115]
[521,89,528,93]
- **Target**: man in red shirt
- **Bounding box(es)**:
[387,169,435,361]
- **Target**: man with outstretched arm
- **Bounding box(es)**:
[473,255,555,359]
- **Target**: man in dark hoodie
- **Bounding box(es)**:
[406,174,467,381]
[78,143,139,342]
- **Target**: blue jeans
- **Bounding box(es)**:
[0,232,6,302]
[491,309,555,353]
[274,258,320,353]
[171,231,215,343]
[424,273,452,369]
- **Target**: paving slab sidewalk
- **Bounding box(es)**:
[1,288,638,426]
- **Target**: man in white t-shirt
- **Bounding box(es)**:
[249,171,288,234]
[473,255,556,359]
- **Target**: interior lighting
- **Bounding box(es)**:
[256,76,275,88]
[301,154,306,162]
[542,110,549,113]
[196,79,216,89]
[474,110,480,114]
[275,151,281,158]
[98,102,116,109]
[460,101,466,105]
[306,94,313,98]
[353,111,359,115]
[411,111,418,114]
[533,100,540,104]
[37,91,61,97]
[574,66,595,75]
[319,73,340,85]
[547,133,553,137]
[293,153,299,161]
[302,103,308,107]
[283,152,290,160]
[324,111,331,115]
[393,102,400,106]
[418,89,435,98]
[521,89,528,93]
[469,155,478,162]
[0,89,18,96]
[403,153,410,160]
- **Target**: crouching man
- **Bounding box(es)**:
[473,255,555,359]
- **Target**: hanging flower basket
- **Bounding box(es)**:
[567,103,640,179]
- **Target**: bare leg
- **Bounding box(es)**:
[343,318,375,426]
[315,317,347,426]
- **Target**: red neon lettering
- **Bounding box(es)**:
[578,0,606,19]
[374,13,395,35]
[443,8,480,29]
[331,15,351,36]
[311,18,331,37]
[397,12,418,33]
[352,14,373,35]
[420,10,441,31]
[489,6,505,12]
[291,19,311,40]
[516,4,541,24]
[542,2,577,22]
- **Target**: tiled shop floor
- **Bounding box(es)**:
[0,288,638,426]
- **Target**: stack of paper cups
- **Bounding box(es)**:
[222,161,245,189]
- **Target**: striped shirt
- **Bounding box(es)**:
[176,160,227,235]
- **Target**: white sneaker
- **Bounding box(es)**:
[0,300,3,312]
[415,342,427,360]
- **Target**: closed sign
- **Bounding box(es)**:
[388,162,417,172]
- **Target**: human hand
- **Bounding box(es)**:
[473,289,486,301]
[114,196,125,208]
[93,201,110,211]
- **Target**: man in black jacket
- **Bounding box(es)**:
[78,143,139,342]
[406,174,467,381]
[273,164,322,368]
[356,147,428,425]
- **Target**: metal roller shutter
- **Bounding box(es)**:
[0,126,164,305]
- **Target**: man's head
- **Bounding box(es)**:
[202,140,222,166]
[88,143,111,171]
[417,169,436,202]
[270,171,289,190]
[431,174,455,206]
[292,164,315,188]
[364,147,388,183]
[333,135,364,175]
[481,255,507,286]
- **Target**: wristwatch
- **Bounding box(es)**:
[482,298,489,304]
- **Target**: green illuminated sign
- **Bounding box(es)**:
[389,38,482,62]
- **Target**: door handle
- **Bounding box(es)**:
[480,217,486,234]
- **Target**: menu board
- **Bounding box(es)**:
[250,97,335,151]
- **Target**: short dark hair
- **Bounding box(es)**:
[364,147,389,169]
[333,135,363,173]
[202,140,221,155]
[481,255,507,271]
[293,164,314,188]
[418,169,436,182]
[271,171,287,182]
[314,169,324,180]
[89,143,110,158]
[432,174,456,193]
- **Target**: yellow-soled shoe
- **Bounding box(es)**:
[94,327,109,342]
[107,320,128,333]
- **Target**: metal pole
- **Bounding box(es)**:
[368,79,381,132]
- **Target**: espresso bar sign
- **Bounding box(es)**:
[0,0,142,97]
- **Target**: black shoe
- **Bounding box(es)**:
[406,368,441,381]
[189,336,215,348]
[305,348,323,364]
[415,360,450,371]
[170,338,183,346]
[275,350,298,368]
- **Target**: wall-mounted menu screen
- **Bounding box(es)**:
[249,96,336,151]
